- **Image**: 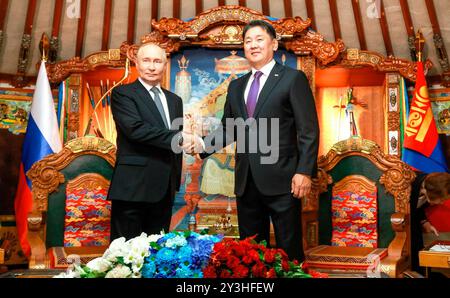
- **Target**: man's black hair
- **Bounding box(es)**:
[242,20,276,39]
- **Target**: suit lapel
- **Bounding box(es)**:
[162,88,177,129]
[237,72,252,119]
[133,80,167,128]
[253,63,284,118]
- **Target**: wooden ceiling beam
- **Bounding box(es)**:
[239,1,247,7]
[261,0,270,15]
[399,0,416,60]
[399,0,414,36]
[102,0,112,51]
[0,0,10,51]
[51,0,63,38]
[195,0,203,15]
[17,0,37,75]
[424,0,450,86]
[305,0,316,31]
[351,0,367,50]
[49,0,63,62]
[75,0,88,58]
[378,0,393,56]
[328,0,341,40]
[127,0,136,44]
[0,0,10,31]
[151,0,158,22]
[283,0,292,17]
[173,0,180,19]
[424,0,441,35]
[23,0,37,35]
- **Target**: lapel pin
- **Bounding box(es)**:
[274,74,279,77]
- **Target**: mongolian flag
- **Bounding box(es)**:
[403,61,448,173]
[14,61,62,258]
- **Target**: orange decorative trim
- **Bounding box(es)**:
[46,49,125,83]
[342,48,433,82]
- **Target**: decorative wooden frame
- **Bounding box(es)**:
[304,136,416,277]
[45,5,430,154]
[26,136,116,269]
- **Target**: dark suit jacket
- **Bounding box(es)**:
[201,63,320,197]
[108,79,183,203]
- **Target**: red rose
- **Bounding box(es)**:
[232,265,249,278]
[203,265,217,278]
[251,263,267,277]
[248,249,260,262]
[266,268,276,278]
[226,256,240,269]
[220,270,232,278]
[282,259,289,271]
[264,250,276,263]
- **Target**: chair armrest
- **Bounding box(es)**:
[388,212,407,257]
[380,212,409,277]
[27,211,49,269]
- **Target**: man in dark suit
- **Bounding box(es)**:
[108,43,195,241]
[197,20,320,261]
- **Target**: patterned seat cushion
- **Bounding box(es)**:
[64,187,111,247]
[331,177,378,248]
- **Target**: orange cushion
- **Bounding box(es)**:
[305,245,387,270]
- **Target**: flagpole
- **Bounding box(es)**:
[415,30,424,63]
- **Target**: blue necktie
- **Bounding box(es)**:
[151,86,169,128]
[246,71,263,118]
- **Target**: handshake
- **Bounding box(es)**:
[180,131,204,156]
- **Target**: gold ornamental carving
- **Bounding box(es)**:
[343,49,433,82]
[46,50,126,83]
[379,163,416,214]
[305,168,330,212]
[26,137,116,213]
[67,173,110,191]
[316,137,416,214]
[388,112,400,130]
[208,25,243,45]
[284,33,345,65]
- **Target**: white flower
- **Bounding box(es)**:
[128,235,150,258]
[147,233,163,243]
[103,237,128,262]
[104,264,132,278]
[53,270,80,278]
[86,257,112,273]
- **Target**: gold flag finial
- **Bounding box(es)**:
[39,33,50,62]
[415,30,425,62]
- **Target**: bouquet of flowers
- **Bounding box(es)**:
[202,236,312,278]
[142,230,222,278]
[55,231,222,278]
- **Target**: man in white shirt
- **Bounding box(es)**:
[198,20,320,261]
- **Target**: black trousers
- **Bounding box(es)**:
[236,171,304,261]
[110,186,174,241]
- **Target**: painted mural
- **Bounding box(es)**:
[169,48,297,230]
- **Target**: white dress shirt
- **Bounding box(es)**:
[244,59,276,104]
[138,77,171,126]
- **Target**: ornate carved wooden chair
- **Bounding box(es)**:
[302,137,416,277]
[26,136,116,269]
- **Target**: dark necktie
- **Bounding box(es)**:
[246,71,263,118]
[150,86,169,128]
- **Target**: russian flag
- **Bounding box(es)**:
[403,62,448,173]
[14,61,62,258]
